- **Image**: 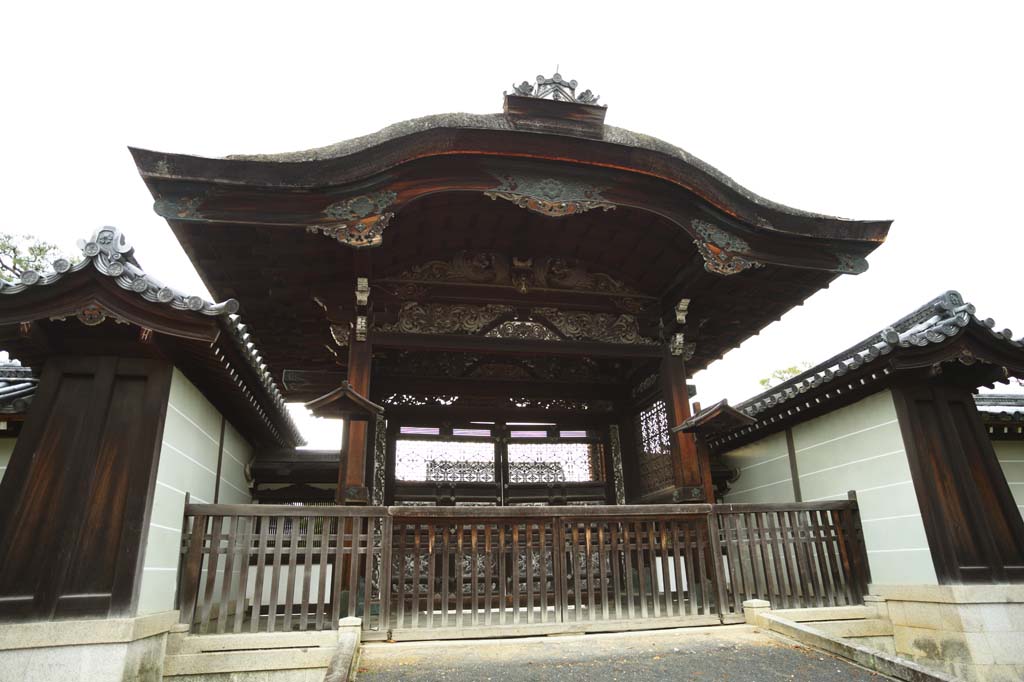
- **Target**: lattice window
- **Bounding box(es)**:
[635,399,670,456]
[395,439,495,482]
[507,442,604,483]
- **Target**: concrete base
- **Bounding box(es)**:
[741,599,955,681]
[869,584,1024,682]
[163,618,362,682]
[0,610,178,682]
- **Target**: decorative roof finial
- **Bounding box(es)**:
[507,71,602,106]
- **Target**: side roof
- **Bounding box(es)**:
[0,228,304,447]
[691,291,1024,451]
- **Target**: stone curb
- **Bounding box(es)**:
[760,613,959,682]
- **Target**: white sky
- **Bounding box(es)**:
[4,2,1022,447]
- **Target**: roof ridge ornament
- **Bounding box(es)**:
[507,72,603,106]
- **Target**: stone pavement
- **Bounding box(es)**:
[356,624,893,681]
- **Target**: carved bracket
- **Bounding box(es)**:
[308,191,397,248]
[485,175,615,218]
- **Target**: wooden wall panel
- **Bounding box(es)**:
[892,382,1024,583]
[0,356,172,620]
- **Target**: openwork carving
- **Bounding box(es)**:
[509,397,592,411]
[636,400,671,456]
[390,251,646,304]
[608,424,626,505]
[485,320,561,341]
[372,414,387,505]
[376,303,655,346]
[395,440,495,482]
[533,308,657,346]
[484,175,615,218]
[383,393,459,407]
[507,72,602,106]
[691,219,764,275]
[639,453,674,497]
[508,443,602,483]
[376,303,514,335]
[308,190,398,248]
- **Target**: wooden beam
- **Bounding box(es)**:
[372,332,663,359]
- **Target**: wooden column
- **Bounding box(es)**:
[660,347,713,502]
[338,328,372,504]
[335,272,373,505]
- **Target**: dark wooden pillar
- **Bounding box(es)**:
[892,379,1024,583]
[660,347,713,502]
[338,334,372,504]
[337,275,372,504]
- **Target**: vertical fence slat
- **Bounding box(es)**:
[300,516,314,630]
[199,515,224,633]
[233,516,252,633]
[179,514,208,630]
[483,524,493,627]
[539,521,550,623]
[249,516,268,632]
[598,524,609,621]
[609,522,622,620]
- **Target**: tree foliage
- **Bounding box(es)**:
[759,362,812,389]
[0,233,74,283]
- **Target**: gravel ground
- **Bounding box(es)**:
[356,624,892,681]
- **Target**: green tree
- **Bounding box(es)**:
[0,233,73,283]
[759,362,812,389]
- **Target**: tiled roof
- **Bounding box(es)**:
[974,393,1024,422]
[700,291,1024,451]
[0,227,239,316]
[0,355,35,415]
[738,291,1020,419]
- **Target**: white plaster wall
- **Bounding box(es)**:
[791,389,936,585]
[992,440,1024,522]
[721,431,796,503]
[0,437,14,485]
[137,369,254,615]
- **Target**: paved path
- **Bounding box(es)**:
[356,625,891,681]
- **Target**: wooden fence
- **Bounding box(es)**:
[177,497,870,640]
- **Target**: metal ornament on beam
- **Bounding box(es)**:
[691,219,764,276]
[307,191,398,248]
[484,174,615,218]
[670,333,696,360]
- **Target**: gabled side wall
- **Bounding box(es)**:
[138,369,254,615]
[0,438,13,484]
[721,389,937,585]
[992,441,1024,521]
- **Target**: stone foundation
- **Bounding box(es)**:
[0,610,178,682]
[870,584,1024,682]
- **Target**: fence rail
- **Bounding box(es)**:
[177,497,870,639]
